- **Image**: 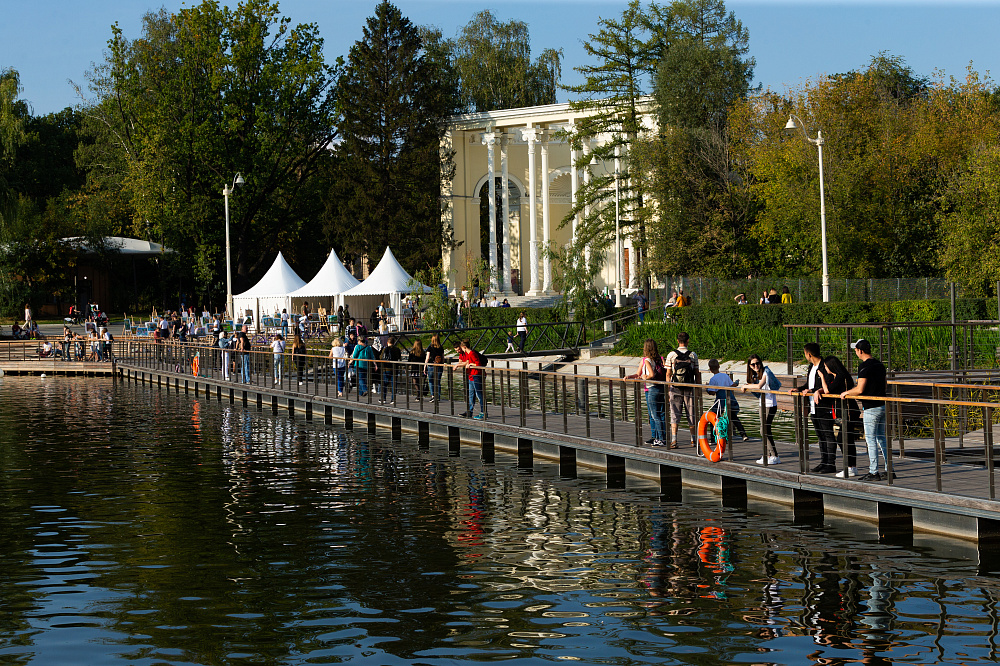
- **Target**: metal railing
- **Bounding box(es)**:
[112,338,1000,503]
[363,320,586,357]
[785,321,1000,374]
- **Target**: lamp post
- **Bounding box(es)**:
[223,173,245,318]
[784,115,829,303]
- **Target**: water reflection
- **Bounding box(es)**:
[1,377,1000,664]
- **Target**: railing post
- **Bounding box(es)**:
[584,377,591,438]
[608,378,615,442]
[986,405,995,501]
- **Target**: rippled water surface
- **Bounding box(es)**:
[3,377,1000,665]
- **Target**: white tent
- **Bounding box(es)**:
[287,248,360,315]
[232,251,306,331]
[340,247,432,328]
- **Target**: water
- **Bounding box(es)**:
[2,377,1000,665]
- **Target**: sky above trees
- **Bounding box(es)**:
[2,1,999,116]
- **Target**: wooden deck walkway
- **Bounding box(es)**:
[114,359,1000,546]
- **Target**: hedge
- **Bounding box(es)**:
[462,306,563,329]
[613,298,991,362]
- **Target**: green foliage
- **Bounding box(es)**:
[449,10,562,112]
[463,306,563,329]
[79,0,338,305]
[327,0,456,276]
[410,264,453,330]
[613,298,991,362]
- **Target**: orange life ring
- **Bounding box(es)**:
[698,411,727,462]
[192,354,200,377]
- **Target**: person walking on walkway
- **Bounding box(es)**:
[743,354,781,465]
[516,311,528,353]
[236,325,251,383]
[379,336,401,404]
[407,339,426,397]
[841,339,891,482]
[218,330,232,381]
[329,337,348,397]
[665,331,700,448]
[455,339,487,420]
[627,339,667,447]
[349,337,377,397]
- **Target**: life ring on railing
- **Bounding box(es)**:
[192,354,200,377]
[698,411,726,462]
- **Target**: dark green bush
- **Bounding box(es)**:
[462,306,562,330]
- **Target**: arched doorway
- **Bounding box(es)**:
[478,179,522,294]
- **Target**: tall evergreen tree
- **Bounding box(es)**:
[563,0,659,295]
[648,0,758,277]
[328,1,458,275]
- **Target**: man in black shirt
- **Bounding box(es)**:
[842,339,890,482]
[379,336,402,404]
[790,342,839,473]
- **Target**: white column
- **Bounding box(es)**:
[482,131,499,292]
[500,131,512,293]
[569,123,578,246]
[582,140,591,266]
[540,130,552,292]
[521,127,540,294]
[628,239,637,288]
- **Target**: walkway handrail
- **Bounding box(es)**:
[114,337,1000,503]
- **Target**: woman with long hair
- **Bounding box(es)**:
[292,330,307,386]
[424,334,445,401]
[817,354,860,476]
[626,338,666,447]
[408,339,426,397]
[744,354,780,465]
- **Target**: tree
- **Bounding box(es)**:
[647,0,757,278]
[78,0,338,306]
[562,0,659,295]
[0,68,28,205]
[327,1,458,276]
[450,10,562,112]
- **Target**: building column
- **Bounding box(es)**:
[521,127,540,295]
[582,139,591,267]
[483,131,499,292]
[500,131,512,293]
[540,130,553,292]
[628,239,638,288]
[569,123,578,247]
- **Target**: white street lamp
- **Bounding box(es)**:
[223,173,245,318]
[784,115,829,303]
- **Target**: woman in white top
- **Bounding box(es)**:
[515,312,528,353]
[329,337,348,397]
[270,334,286,384]
[742,354,780,465]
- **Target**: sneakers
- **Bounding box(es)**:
[651,439,666,447]
[858,472,880,482]
[755,456,766,465]
[742,435,750,442]
[645,438,656,445]
[835,467,858,478]
[811,464,836,474]
[767,456,781,465]
[474,413,486,420]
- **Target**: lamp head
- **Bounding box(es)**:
[234,173,245,186]
[783,116,799,134]
[589,155,600,166]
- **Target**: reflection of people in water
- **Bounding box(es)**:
[804,553,862,657]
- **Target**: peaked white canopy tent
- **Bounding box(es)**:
[232,252,306,330]
[287,248,360,315]
[340,247,432,328]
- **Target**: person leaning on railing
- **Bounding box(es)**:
[840,339,892,482]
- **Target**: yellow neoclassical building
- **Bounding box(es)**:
[441,101,655,300]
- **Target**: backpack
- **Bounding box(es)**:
[672,349,695,385]
[766,367,782,391]
[476,351,490,366]
[650,356,667,382]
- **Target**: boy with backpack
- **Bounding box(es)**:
[455,339,488,420]
[706,359,749,441]
[665,331,701,448]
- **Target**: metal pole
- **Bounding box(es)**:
[615,145,623,308]
[817,133,829,303]
[223,184,233,320]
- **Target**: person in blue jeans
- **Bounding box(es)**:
[627,338,666,446]
[455,339,486,419]
[349,337,377,397]
[842,339,890,482]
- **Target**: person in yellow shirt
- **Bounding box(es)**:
[781,286,792,304]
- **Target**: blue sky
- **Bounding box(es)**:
[3,0,998,116]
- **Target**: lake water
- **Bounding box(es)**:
[2,376,1000,665]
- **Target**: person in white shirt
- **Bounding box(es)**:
[516,312,528,353]
[706,359,749,442]
[329,337,348,397]
[742,354,781,465]
[270,334,286,384]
